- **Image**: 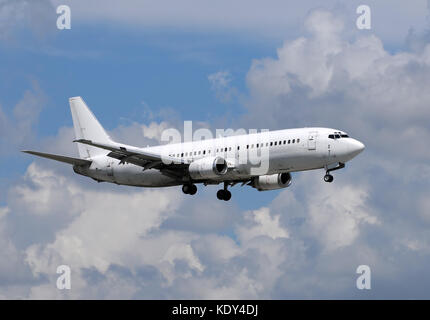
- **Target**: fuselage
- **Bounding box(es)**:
[75,127,365,187]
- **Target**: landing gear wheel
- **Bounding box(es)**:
[217,189,231,201]
[189,184,197,195]
[217,190,225,200]
[182,184,197,195]
[223,190,231,201]
[182,184,190,194]
[324,174,334,183]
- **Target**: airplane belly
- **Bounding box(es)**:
[113,165,180,187]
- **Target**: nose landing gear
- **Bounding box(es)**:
[323,162,345,183]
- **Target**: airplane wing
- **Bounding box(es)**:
[22,150,92,166]
[73,139,186,170]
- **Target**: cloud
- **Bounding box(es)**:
[0,0,56,42]
[0,81,47,155]
[24,165,181,272]
[0,206,35,297]
[208,71,237,103]
[110,121,171,147]
[236,207,289,242]
[0,154,379,299]
[306,181,378,252]
[11,162,183,298]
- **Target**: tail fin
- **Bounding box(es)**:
[69,96,112,159]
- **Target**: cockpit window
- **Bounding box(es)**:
[329,133,349,139]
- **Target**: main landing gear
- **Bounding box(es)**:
[182,184,197,195]
[324,174,334,183]
[323,162,345,183]
[217,182,232,201]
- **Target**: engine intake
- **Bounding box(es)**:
[188,156,228,180]
[252,172,292,191]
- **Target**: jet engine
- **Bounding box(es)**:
[252,172,292,191]
[188,156,228,179]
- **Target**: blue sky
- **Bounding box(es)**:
[1,0,430,299]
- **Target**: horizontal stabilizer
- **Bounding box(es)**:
[22,150,92,166]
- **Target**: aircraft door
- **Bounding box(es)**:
[307,131,317,150]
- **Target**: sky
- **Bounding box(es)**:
[1,0,430,299]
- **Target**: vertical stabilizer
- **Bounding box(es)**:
[69,96,112,159]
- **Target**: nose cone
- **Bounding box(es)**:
[349,139,365,158]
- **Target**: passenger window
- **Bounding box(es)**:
[198,151,201,155]
[256,143,259,148]
[270,142,273,146]
[247,145,249,149]
[292,139,295,143]
[237,146,240,150]
[203,150,206,155]
[288,140,290,144]
[181,153,184,157]
[224,147,227,152]
[229,147,231,151]
[297,139,300,143]
[283,140,286,144]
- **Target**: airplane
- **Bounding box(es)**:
[22,97,365,201]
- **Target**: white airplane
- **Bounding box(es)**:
[23,97,365,201]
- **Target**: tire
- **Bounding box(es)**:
[217,190,225,200]
[223,190,232,201]
[182,185,190,194]
[189,184,197,195]
[324,174,333,183]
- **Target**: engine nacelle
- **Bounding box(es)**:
[252,172,292,191]
[188,156,228,180]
